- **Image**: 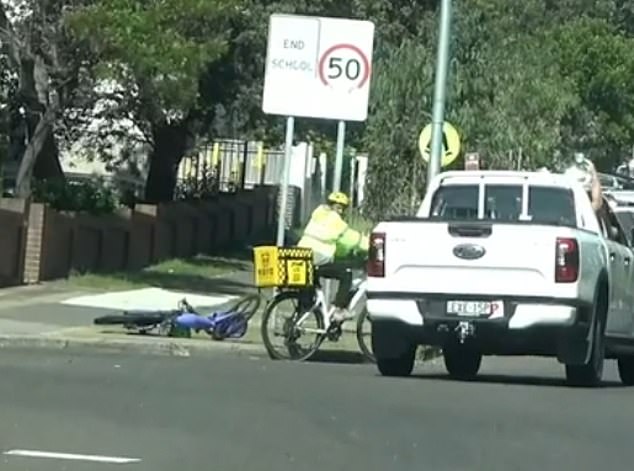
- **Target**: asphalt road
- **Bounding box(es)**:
[1,349,632,471]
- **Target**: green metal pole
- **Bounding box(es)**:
[426,0,453,190]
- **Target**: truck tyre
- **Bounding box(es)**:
[565,303,605,387]
[443,344,482,380]
[617,357,634,386]
[376,347,416,377]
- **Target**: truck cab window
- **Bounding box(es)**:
[528,186,576,226]
[430,185,478,220]
[604,206,628,245]
[430,183,576,226]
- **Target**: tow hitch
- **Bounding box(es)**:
[455,321,476,344]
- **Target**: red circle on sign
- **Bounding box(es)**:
[318,43,371,89]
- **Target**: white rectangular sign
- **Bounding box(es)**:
[262,14,375,122]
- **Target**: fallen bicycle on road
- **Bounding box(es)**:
[93,294,261,341]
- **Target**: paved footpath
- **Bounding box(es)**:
[0,271,375,360]
[1,347,633,471]
[0,271,255,350]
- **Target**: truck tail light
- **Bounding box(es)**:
[367,232,385,277]
[555,237,579,283]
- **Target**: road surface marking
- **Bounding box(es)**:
[3,449,141,464]
[62,287,235,311]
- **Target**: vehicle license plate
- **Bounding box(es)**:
[446,300,503,317]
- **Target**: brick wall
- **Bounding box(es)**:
[0,199,28,286]
[0,185,279,286]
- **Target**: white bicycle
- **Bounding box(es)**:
[260,265,374,362]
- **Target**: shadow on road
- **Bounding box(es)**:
[186,249,255,265]
[307,350,373,365]
[411,372,626,388]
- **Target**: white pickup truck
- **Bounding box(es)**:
[367,170,634,387]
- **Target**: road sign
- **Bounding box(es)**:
[262,14,375,122]
[418,121,461,167]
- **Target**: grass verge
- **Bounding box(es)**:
[63,254,253,294]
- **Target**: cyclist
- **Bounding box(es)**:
[564,152,603,211]
[297,191,369,323]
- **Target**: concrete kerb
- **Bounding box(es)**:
[0,330,442,363]
[0,332,266,358]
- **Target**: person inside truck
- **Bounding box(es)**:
[296,192,369,323]
[564,152,603,211]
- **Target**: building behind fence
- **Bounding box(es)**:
[1,137,369,229]
[180,139,368,229]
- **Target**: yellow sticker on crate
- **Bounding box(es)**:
[286,260,307,285]
[253,246,280,287]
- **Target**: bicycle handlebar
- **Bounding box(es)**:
[178,298,196,313]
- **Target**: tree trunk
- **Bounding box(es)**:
[23,111,64,181]
[15,109,54,198]
[13,51,64,194]
[33,126,63,180]
[144,122,190,203]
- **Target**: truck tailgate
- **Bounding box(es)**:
[380,221,564,297]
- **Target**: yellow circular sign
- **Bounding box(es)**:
[418,121,461,167]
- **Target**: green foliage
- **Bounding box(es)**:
[553,17,634,167]
[4,0,634,216]
[69,0,237,116]
[32,179,120,215]
[174,169,220,201]
[347,208,375,234]
[362,0,634,218]
[362,38,434,218]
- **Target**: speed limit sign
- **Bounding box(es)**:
[318,43,371,92]
[262,14,375,122]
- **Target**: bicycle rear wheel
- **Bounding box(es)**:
[94,311,175,327]
[260,291,325,361]
[356,308,375,363]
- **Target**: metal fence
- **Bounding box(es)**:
[178,139,285,192]
[2,137,325,230]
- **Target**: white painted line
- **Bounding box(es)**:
[62,287,236,311]
[4,449,141,464]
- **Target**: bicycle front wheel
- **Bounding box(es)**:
[260,291,325,361]
[356,308,375,363]
[230,293,262,321]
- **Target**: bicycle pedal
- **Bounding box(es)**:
[326,323,343,341]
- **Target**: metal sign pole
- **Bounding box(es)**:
[333,120,346,192]
[276,116,295,246]
[349,157,356,206]
[427,0,453,190]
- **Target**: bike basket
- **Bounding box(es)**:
[252,246,314,288]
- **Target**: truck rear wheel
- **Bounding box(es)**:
[376,347,416,377]
[565,310,605,387]
[617,357,634,386]
[443,343,482,380]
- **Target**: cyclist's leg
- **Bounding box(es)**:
[333,266,352,308]
[317,262,353,322]
[317,263,347,307]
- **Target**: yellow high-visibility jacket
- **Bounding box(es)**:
[297,204,369,265]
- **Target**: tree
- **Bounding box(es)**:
[553,17,634,170]
[361,0,582,217]
[70,0,240,202]
[0,0,95,197]
[362,38,435,218]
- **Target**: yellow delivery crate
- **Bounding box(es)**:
[253,246,314,288]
